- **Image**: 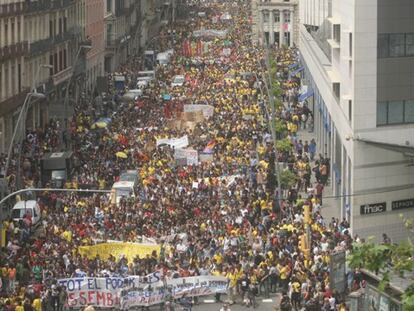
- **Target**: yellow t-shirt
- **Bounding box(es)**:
[16,306,24,311]
[32,298,42,311]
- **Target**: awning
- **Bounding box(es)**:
[289,66,304,78]
[298,90,314,102]
[356,138,414,154]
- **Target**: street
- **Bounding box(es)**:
[1,1,350,311]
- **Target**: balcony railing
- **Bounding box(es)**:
[29,27,78,55]
[0,41,29,61]
[52,66,73,86]
[27,0,75,13]
[0,1,24,18]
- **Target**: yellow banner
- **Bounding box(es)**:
[78,243,160,262]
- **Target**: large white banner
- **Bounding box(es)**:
[58,274,228,309]
[121,276,228,309]
[174,148,198,166]
[156,135,189,149]
[183,104,214,118]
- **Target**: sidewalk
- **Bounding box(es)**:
[296,128,342,221]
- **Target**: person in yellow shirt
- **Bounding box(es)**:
[226,267,239,304]
[32,297,42,311]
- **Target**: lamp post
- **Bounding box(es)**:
[2,64,52,194]
[3,92,46,193]
[63,44,92,134]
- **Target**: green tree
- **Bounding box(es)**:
[276,138,292,154]
[279,169,298,189]
[348,215,414,310]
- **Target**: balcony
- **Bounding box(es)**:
[0,41,29,61]
[52,66,73,86]
[29,27,79,55]
[27,0,75,13]
[0,1,24,18]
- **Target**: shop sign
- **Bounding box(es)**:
[360,202,386,215]
[391,198,414,211]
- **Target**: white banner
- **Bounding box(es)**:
[58,275,227,309]
[121,276,228,309]
[184,104,214,118]
[174,149,198,166]
[156,135,189,149]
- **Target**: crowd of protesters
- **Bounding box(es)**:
[0,1,361,310]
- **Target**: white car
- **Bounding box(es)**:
[171,75,185,87]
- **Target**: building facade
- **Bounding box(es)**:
[252,0,298,47]
[298,0,414,242]
[0,0,87,154]
[85,0,105,93]
[104,0,142,73]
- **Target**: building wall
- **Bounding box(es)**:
[86,0,105,92]
[299,0,414,242]
[252,0,298,47]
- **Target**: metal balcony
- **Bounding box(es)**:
[0,41,29,61]
[52,66,73,86]
[0,1,24,18]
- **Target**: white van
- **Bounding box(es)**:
[123,89,143,101]
[157,50,174,66]
[12,200,41,226]
[111,181,136,205]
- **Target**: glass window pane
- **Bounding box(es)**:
[388,101,404,124]
[378,34,389,58]
[389,34,405,57]
[405,34,414,56]
[377,102,388,125]
[404,100,414,123]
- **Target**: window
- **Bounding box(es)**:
[49,54,54,75]
[63,49,67,69]
[59,17,62,34]
[377,100,414,125]
[333,24,341,43]
[388,101,404,124]
[49,20,53,37]
[263,11,269,23]
[389,34,405,57]
[405,100,414,123]
[377,102,388,125]
[378,34,389,57]
[11,22,15,45]
[18,63,21,92]
[59,50,63,71]
[63,17,67,33]
[333,82,340,99]
[274,10,280,23]
[17,22,21,42]
[349,33,353,57]
[4,23,8,46]
[405,34,414,56]
[284,11,291,23]
[348,100,352,122]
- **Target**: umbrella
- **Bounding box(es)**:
[116,151,128,159]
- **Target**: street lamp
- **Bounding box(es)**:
[63,44,92,133]
[1,64,53,196]
[2,91,47,194]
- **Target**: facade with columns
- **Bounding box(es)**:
[252,0,298,47]
[0,0,87,154]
